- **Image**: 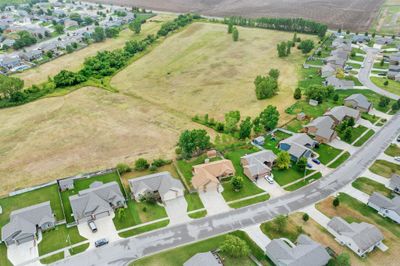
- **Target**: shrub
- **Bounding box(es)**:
[219,235,250,257]
[333,197,340,207]
[135,158,150,171]
[293,87,302,99]
[302,213,309,222]
[116,163,131,174]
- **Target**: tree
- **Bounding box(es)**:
[379,96,390,107]
[105,27,120,38]
[66,45,74,53]
[259,105,280,131]
[347,117,355,127]
[293,87,302,99]
[333,93,339,102]
[333,197,340,208]
[116,208,126,220]
[178,129,211,159]
[277,41,287,57]
[135,158,149,171]
[297,157,308,171]
[304,85,334,103]
[140,191,157,204]
[13,31,37,50]
[92,26,105,42]
[273,215,288,232]
[380,58,385,66]
[268,68,280,80]
[384,80,389,86]
[298,39,315,54]
[302,213,309,222]
[69,12,82,24]
[231,176,244,191]
[54,24,64,34]
[0,75,24,99]
[372,32,376,38]
[275,151,291,170]
[232,27,239,41]
[336,68,345,79]
[335,253,350,266]
[255,75,279,100]
[219,235,250,257]
[239,117,253,139]
[343,127,352,142]
[53,70,87,87]
[293,32,298,43]
[116,163,131,174]
[252,117,263,134]
[224,110,241,133]
[129,19,142,34]
[228,22,233,34]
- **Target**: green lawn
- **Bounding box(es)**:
[344,75,362,86]
[283,119,308,133]
[371,77,400,96]
[369,160,400,178]
[338,125,368,144]
[221,178,265,202]
[361,112,381,124]
[185,192,205,212]
[69,243,90,256]
[373,62,389,69]
[298,67,324,89]
[385,144,400,157]
[347,62,361,69]
[351,47,366,55]
[132,231,270,266]
[0,243,12,266]
[284,172,322,191]
[38,225,86,256]
[40,252,64,264]
[272,165,313,186]
[349,55,365,62]
[119,220,170,238]
[0,184,64,237]
[328,152,350,168]
[188,210,207,219]
[352,177,393,198]
[353,129,374,147]
[307,58,324,65]
[260,218,301,243]
[228,194,270,209]
[314,144,343,165]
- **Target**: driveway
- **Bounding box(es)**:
[7,240,41,266]
[301,205,330,228]
[339,184,369,204]
[370,108,392,120]
[255,178,286,198]
[378,153,400,165]
[198,190,230,215]
[362,170,390,187]
[77,214,120,249]
[164,197,191,225]
[243,224,270,251]
[329,139,358,154]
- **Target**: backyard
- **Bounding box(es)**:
[369,160,400,178]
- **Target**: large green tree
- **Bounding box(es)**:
[255,75,279,100]
[178,129,211,159]
[219,235,250,257]
[298,39,315,54]
[259,105,280,131]
[0,75,24,99]
[224,110,241,133]
[275,151,291,170]
[239,117,253,139]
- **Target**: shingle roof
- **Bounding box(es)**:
[280,133,315,159]
[344,94,372,110]
[192,160,235,189]
[241,150,277,177]
[183,252,221,266]
[305,116,336,139]
[324,106,360,122]
[389,174,400,190]
[326,76,355,88]
[368,192,400,215]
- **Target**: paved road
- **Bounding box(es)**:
[358,48,400,100]
[46,111,400,266]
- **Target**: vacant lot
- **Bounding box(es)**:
[88,0,383,31]
[371,0,400,34]
[14,14,174,88]
[112,22,314,122]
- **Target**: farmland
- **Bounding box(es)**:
[371,0,400,34]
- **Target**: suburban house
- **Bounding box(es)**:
[325,56,346,69]
[278,133,316,162]
[351,35,370,43]
[324,106,360,125]
[387,65,400,81]
[327,217,384,257]
[368,192,400,223]
[128,172,185,203]
[240,150,277,181]
[191,160,235,192]
[389,52,400,65]
[389,174,400,194]
[303,116,337,143]
[376,37,394,45]
[0,55,21,69]
[321,64,336,78]
[1,201,55,246]
[325,76,354,89]
[20,49,43,61]
[69,181,126,224]
[183,252,222,266]
[265,234,331,266]
[344,94,372,112]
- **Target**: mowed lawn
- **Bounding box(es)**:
[14,14,175,87]
[111,22,316,123]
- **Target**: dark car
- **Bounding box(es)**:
[397,135,400,142]
[95,238,109,248]
[312,158,321,165]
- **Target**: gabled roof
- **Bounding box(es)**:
[305,116,336,139]
[368,192,400,215]
[389,174,400,189]
[129,172,184,201]
[280,133,315,159]
[241,150,277,177]
[344,94,372,110]
[192,159,235,189]
[183,252,221,266]
[324,106,360,122]
[326,76,354,88]
[327,217,384,252]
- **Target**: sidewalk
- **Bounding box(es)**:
[243,224,270,252]
[300,205,330,227]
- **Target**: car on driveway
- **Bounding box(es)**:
[88,220,97,233]
[312,158,321,164]
[95,238,109,248]
[395,156,400,162]
[397,135,400,142]
[307,163,313,169]
[264,174,274,184]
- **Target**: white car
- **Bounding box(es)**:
[394,157,400,162]
[265,174,274,184]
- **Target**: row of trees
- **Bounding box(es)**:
[227,23,239,41]
[255,68,280,100]
[157,14,197,36]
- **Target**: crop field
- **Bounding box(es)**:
[112,22,315,122]
[371,0,400,34]
[88,0,384,31]
[14,14,175,88]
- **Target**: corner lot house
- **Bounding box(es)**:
[303,116,337,143]
[183,251,222,266]
[389,174,400,194]
[279,133,316,162]
[368,192,400,223]
[69,181,125,224]
[129,172,184,203]
[325,76,354,89]
[265,234,330,266]
[327,217,384,257]
[344,94,372,113]
[1,201,55,246]
[191,160,235,192]
[241,150,277,181]
[324,106,360,125]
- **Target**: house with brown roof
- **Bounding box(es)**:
[191,160,235,192]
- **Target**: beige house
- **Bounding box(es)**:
[191,160,235,192]
[303,116,337,143]
[241,150,277,181]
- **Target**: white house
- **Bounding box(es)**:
[368,192,400,224]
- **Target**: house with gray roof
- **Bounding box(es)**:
[344,94,372,112]
[69,181,125,224]
[389,174,400,194]
[327,217,384,257]
[241,150,277,181]
[0,55,21,69]
[1,201,55,246]
[325,56,346,69]
[303,116,337,143]
[129,172,184,202]
[325,76,354,89]
[321,64,336,78]
[387,65,400,80]
[368,192,400,223]
[265,234,330,266]
[183,252,222,266]
[1,38,15,48]
[389,52,400,65]
[376,37,394,45]
[279,133,316,162]
[352,35,370,43]
[324,106,360,125]
[330,49,349,60]
[20,49,42,61]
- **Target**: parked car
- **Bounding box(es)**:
[378,72,387,76]
[95,238,109,248]
[395,156,400,162]
[397,135,400,142]
[307,163,313,168]
[88,220,97,233]
[312,158,321,165]
[264,174,274,184]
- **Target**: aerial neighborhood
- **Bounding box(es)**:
[0,0,400,266]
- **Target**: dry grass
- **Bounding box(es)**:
[111,22,315,123]
[13,14,175,88]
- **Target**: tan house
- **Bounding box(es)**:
[191,160,235,192]
[303,116,337,143]
[344,94,372,113]
[324,106,360,125]
[240,150,277,181]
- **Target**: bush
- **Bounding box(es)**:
[149,164,157,172]
[302,213,309,222]
[140,191,157,204]
[116,163,131,174]
[333,197,340,207]
[135,158,150,171]
[231,176,244,191]
[152,158,172,167]
[293,87,302,99]
[219,235,250,257]
[53,70,87,87]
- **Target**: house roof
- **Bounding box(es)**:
[183,252,221,266]
[192,159,235,189]
[129,172,184,201]
[69,181,124,221]
[1,201,54,242]
[280,133,315,159]
[324,106,360,122]
[344,94,372,110]
[241,150,277,177]
[389,174,400,189]
[265,234,330,266]
[327,217,384,252]
[368,192,400,215]
[326,76,355,88]
[305,116,336,139]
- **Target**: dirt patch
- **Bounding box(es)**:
[87,0,385,31]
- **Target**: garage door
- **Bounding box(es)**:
[94,211,110,220]
[17,235,34,245]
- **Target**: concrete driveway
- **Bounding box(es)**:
[340,184,369,204]
[255,178,286,198]
[329,139,358,154]
[199,190,230,215]
[243,224,270,251]
[77,214,120,249]
[164,197,191,225]
[7,240,41,266]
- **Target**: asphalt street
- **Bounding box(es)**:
[46,110,400,266]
